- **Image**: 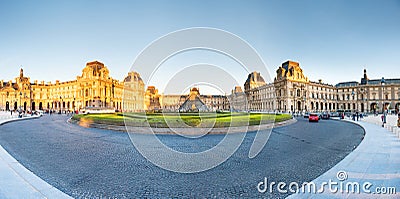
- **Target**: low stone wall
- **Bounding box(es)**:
[69,117,297,135]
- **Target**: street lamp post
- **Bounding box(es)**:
[293,84,296,115]
[300,85,304,112]
[1,93,3,111]
[351,91,355,112]
[105,97,107,108]
[363,88,368,113]
[381,77,385,113]
[19,92,22,111]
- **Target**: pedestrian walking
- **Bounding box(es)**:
[356,112,359,121]
[381,113,387,127]
[397,113,400,128]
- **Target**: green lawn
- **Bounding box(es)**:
[72,112,292,128]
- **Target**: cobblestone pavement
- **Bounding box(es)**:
[0,115,364,198]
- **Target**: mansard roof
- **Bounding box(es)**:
[366,78,400,85]
[336,78,400,87]
[246,71,265,83]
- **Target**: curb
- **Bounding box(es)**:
[0,116,72,199]
[331,118,366,138]
[0,115,41,126]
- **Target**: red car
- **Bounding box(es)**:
[309,114,319,122]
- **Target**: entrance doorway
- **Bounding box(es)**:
[14,102,17,110]
[370,103,377,113]
[24,102,27,111]
[361,103,364,112]
[32,102,36,111]
[39,102,43,110]
[384,102,390,112]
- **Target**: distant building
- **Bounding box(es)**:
[145,87,230,112]
[336,69,400,113]
[228,86,247,111]
[0,61,144,112]
[144,86,161,111]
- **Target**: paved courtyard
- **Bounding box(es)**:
[0,115,364,198]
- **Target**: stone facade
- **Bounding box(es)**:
[2,60,399,114]
[231,60,400,114]
[336,69,400,113]
[0,61,144,112]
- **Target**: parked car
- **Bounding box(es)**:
[330,112,339,117]
[304,112,310,118]
[309,114,319,122]
[321,112,330,119]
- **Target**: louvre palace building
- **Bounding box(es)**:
[1,60,399,114]
[0,61,144,112]
[231,60,400,114]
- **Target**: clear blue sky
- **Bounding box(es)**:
[1,0,399,94]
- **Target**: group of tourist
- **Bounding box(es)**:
[48,110,77,116]
[397,112,400,127]
[351,112,363,121]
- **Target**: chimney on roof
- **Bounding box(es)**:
[318,79,322,84]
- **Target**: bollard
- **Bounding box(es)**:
[396,128,400,138]
[397,128,400,137]
[397,128,400,138]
